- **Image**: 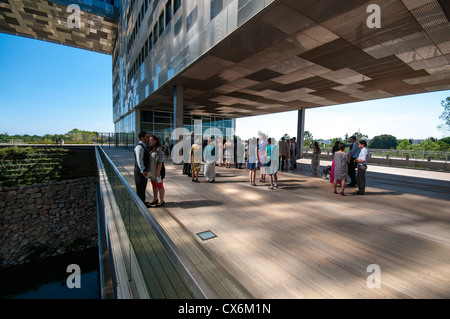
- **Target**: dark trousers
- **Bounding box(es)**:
[279,156,286,171]
[293,150,297,168]
[357,165,367,194]
[134,167,148,203]
[348,158,357,185]
[183,163,191,176]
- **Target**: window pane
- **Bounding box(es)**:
[141,123,153,132]
[165,1,172,25]
[153,24,158,44]
[142,111,153,122]
[155,117,171,124]
[154,123,172,131]
[174,0,181,13]
[155,111,171,117]
[159,11,165,35]
[210,0,223,20]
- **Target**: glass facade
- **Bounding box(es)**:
[112,0,268,140]
[140,110,235,146]
[114,111,136,134]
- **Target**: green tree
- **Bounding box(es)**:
[435,140,450,152]
[440,137,450,146]
[351,132,368,141]
[65,129,96,143]
[418,139,435,152]
[303,130,314,146]
[438,97,450,134]
[330,137,342,145]
[396,139,411,150]
[368,134,397,149]
[418,139,450,152]
[0,133,9,143]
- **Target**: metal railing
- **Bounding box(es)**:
[95,132,135,149]
[304,148,450,163]
[95,145,215,299]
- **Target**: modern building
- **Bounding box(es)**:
[1,0,450,150]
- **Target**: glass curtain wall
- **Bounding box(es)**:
[140,110,235,146]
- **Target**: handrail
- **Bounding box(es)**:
[95,152,116,299]
[96,145,216,299]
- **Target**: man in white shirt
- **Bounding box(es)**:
[354,140,368,195]
[134,131,150,205]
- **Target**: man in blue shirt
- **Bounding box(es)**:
[347,136,360,186]
[354,140,368,195]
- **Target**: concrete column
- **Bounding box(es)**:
[297,108,305,158]
[173,85,184,132]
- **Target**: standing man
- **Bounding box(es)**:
[134,131,150,206]
[347,136,360,187]
[291,137,297,169]
[278,137,288,171]
[354,140,368,195]
[182,131,195,177]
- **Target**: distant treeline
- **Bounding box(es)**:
[0,129,99,144]
[305,131,450,152]
[376,135,450,152]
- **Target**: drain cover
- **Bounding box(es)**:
[196,230,217,241]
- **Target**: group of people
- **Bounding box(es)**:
[215,133,300,190]
[329,136,369,196]
[134,131,369,207]
[55,137,64,145]
[246,134,281,189]
[134,131,166,208]
[178,132,299,189]
[278,136,298,171]
[181,131,217,183]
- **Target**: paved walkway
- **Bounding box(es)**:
[103,147,450,298]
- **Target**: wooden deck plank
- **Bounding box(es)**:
[153,191,252,299]
[130,213,194,299]
[151,205,247,298]
[103,147,450,299]
[108,151,248,299]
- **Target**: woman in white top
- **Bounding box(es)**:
[204,139,216,182]
[217,137,224,167]
[224,138,233,168]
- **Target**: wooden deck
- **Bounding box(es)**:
[103,147,450,299]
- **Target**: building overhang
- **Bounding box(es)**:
[0,0,118,55]
[140,0,450,118]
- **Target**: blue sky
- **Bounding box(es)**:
[0,33,114,136]
[236,90,450,141]
[1,32,449,140]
